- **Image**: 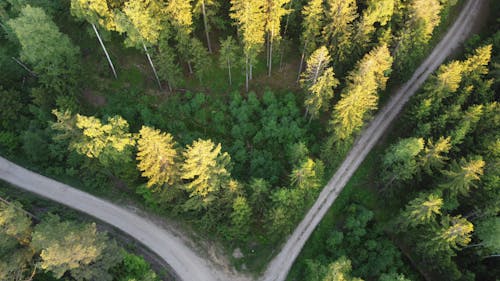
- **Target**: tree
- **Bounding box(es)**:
[382,138,424,186]
[264,0,291,76]
[297,0,324,81]
[193,0,218,53]
[31,214,115,279]
[230,196,252,241]
[117,0,165,88]
[136,126,179,189]
[219,36,239,85]
[290,158,324,193]
[189,37,211,82]
[322,256,363,281]
[401,193,443,228]
[378,273,411,281]
[440,157,485,197]
[300,46,339,119]
[230,0,266,91]
[430,215,474,252]
[330,44,393,141]
[474,217,500,256]
[165,0,194,73]
[181,139,231,210]
[322,0,358,66]
[114,252,158,281]
[156,33,183,92]
[70,0,118,78]
[0,201,31,244]
[8,5,81,94]
[420,137,451,174]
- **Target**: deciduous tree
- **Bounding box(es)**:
[219,36,239,85]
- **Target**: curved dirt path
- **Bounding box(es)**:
[0,157,239,281]
[260,1,485,280]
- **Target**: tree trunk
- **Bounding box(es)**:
[250,62,253,80]
[227,58,232,85]
[245,54,249,92]
[92,23,117,79]
[266,32,270,67]
[297,41,307,83]
[187,61,193,74]
[201,1,212,53]
[11,57,37,77]
[304,106,309,118]
[268,28,274,76]
[143,43,162,89]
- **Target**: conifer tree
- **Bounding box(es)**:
[297,0,324,81]
[430,215,474,252]
[137,126,179,189]
[300,46,339,119]
[323,256,364,281]
[420,136,452,174]
[189,37,211,83]
[381,137,424,186]
[193,0,218,53]
[322,0,358,66]
[330,44,393,141]
[181,139,231,210]
[230,0,266,91]
[264,0,291,76]
[440,157,485,197]
[166,0,194,73]
[219,36,239,86]
[156,33,183,92]
[401,193,443,228]
[230,196,252,241]
[70,0,118,78]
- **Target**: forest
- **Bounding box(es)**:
[0,0,498,280]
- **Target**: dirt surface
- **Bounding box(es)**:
[0,157,250,281]
[260,1,486,280]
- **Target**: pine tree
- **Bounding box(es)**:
[230,0,266,91]
[264,0,291,76]
[322,0,358,66]
[136,126,179,189]
[156,33,183,92]
[297,0,324,81]
[440,157,485,197]
[330,44,393,141]
[166,0,194,73]
[420,136,452,174]
[401,193,443,228]
[189,37,211,83]
[430,215,474,252]
[219,36,239,86]
[181,139,231,210]
[381,137,424,186]
[70,0,118,78]
[300,46,339,119]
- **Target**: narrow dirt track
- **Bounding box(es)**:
[0,1,485,281]
[260,1,485,280]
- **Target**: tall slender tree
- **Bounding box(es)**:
[401,193,443,228]
[70,0,118,78]
[193,0,218,53]
[166,0,194,74]
[330,44,393,141]
[440,157,485,197]
[264,0,291,76]
[297,0,324,81]
[230,0,266,92]
[219,36,239,86]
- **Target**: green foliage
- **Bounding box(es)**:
[112,252,159,281]
[230,196,252,242]
[400,192,443,228]
[219,36,239,85]
[474,217,500,255]
[8,5,81,94]
[440,157,485,197]
[322,256,363,281]
[381,137,424,186]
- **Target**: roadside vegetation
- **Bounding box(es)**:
[0,0,497,280]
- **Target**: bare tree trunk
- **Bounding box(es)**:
[250,63,253,80]
[227,58,232,85]
[143,43,162,89]
[187,61,193,74]
[92,23,117,79]
[201,1,212,53]
[268,28,274,76]
[245,54,249,92]
[11,57,37,77]
[266,32,270,67]
[297,41,307,83]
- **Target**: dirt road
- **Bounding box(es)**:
[0,158,240,281]
[260,1,485,280]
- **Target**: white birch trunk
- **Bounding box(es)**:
[227,57,232,85]
[143,43,162,89]
[92,23,117,79]
[202,1,212,53]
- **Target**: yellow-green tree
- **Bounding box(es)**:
[219,36,239,85]
[440,157,485,197]
[297,0,324,81]
[166,0,194,73]
[401,193,443,228]
[322,256,364,281]
[430,215,474,252]
[230,0,266,91]
[419,136,451,174]
[322,0,358,65]
[300,46,339,120]
[181,139,231,210]
[264,0,291,76]
[70,0,118,78]
[330,44,393,141]
[137,126,179,189]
